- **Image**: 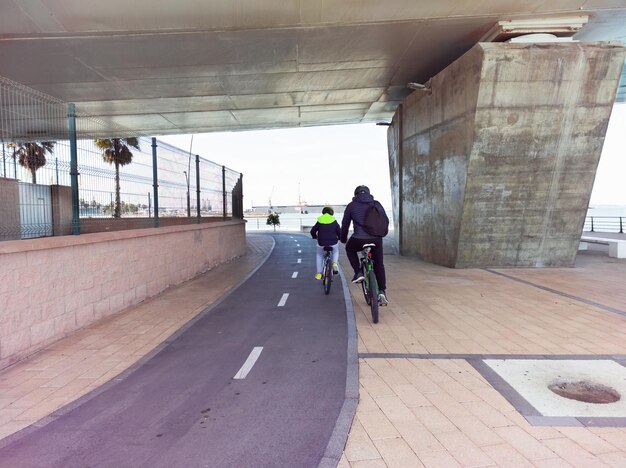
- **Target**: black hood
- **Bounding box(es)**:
[352,192,374,204]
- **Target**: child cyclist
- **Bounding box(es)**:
[310,206,341,280]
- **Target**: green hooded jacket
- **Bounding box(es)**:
[310,213,341,246]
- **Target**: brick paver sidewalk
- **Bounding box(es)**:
[338,250,626,467]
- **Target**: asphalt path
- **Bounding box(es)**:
[0,233,350,468]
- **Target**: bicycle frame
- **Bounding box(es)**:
[360,247,377,290]
[359,245,379,323]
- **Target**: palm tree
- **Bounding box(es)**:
[94,137,140,218]
[10,141,55,184]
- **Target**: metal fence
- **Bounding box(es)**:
[0,75,242,241]
[584,216,625,234]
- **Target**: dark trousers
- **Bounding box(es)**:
[345,236,386,291]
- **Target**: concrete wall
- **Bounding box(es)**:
[389,42,626,268]
[0,178,20,241]
[0,220,246,369]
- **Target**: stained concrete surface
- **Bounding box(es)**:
[484,359,626,418]
[388,41,626,268]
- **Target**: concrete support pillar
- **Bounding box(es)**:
[388,42,625,268]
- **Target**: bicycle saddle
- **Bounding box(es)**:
[362,243,376,248]
[323,246,334,252]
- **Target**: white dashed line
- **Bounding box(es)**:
[292,272,298,278]
[278,293,289,307]
[233,347,263,379]
[298,250,301,253]
[297,258,301,264]
[296,244,300,247]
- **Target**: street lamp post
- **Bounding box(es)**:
[183,170,190,217]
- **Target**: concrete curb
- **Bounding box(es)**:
[318,261,359,468]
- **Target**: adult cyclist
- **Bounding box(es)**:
[340,185,389,305]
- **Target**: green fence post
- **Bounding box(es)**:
[196,154,201,223]
[68,103,80,235]
[238,173,243,219]
[152,137,159,228]
[222,165,226,219]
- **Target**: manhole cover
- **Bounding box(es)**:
[548,380,621,404]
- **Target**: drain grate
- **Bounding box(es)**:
[548,380,621,404]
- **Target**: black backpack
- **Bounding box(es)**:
[363,202,389,237]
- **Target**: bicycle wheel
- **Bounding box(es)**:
[360,264,371,305]
[368,269,379,323]
[323,258,332,295]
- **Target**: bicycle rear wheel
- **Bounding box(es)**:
[368,269,379,323]
[323,258,332,295]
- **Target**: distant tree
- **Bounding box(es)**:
[9,141,55,184]
[266,212,280,231]
[94,138,140,218]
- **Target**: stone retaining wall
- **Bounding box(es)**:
[0,220,246,369]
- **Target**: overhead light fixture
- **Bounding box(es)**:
[480,15,589,42]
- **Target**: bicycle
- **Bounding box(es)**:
[359,243,379,323]
[322,246,334,295]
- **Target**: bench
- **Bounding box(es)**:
[579,236,626,259]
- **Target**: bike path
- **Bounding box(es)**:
[0,233,350,468]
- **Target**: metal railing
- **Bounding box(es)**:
[583,216,625,234]
[1,75,243,241]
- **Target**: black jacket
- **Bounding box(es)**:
[341,192,386,242]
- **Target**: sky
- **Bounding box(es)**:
[159,103,626,211]
[159,123,392,210]
[590,103,626,207]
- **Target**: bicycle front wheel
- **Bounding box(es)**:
[368,269,379,323]
[323,259,332,295]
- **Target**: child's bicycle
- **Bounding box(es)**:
[359,244,380,323]
[321,246,334,295]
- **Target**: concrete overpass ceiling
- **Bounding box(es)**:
[576,9,626,102]
[1,1,625,134]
